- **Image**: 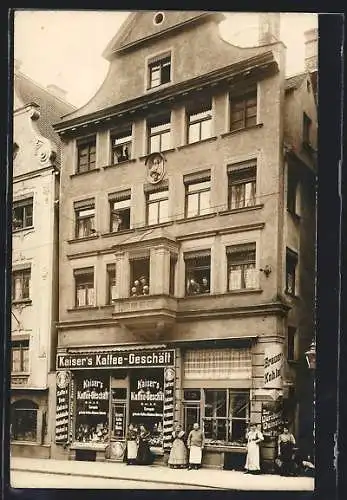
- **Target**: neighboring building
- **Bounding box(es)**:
[11,63,75,458]
[52,11,317,469]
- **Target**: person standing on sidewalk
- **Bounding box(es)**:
[168,423,188,469]
[277,426,296,476]
[187,422,205,470]
[136,425,154,465]
[125,423,138,465]
[244,423,264,474]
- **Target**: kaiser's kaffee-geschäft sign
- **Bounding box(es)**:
[57,349,175,370]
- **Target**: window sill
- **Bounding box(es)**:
[12,226,34,234]
[70,168,101,178]
[67,306,98,312]
[11,372,30,377]
[225,288,263,295]
[219,204,264,216]
[145,81,172,94]
[11,440,41,446]
[185,292,211,298]
[139,148,176,161]
[103,159,137,170]
[138,221,174,231]
[176,136,218,151]
[221,123,264,139]
[68,234,99,244]
[101,229,134,238]
[176,212,217,224]
[12,299,32,306]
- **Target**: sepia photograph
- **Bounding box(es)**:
[8,9,321,493]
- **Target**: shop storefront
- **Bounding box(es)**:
[54,347,175,461]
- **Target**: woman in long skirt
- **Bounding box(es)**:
[278,426,296,476]
[136,425,154,465]
[187,422,205,470]
[168,423,188,469]
[244,423,264,474]
[125,424,138,465]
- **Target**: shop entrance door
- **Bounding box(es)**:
[111,388,127,440]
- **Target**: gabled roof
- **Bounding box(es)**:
[14,71,76,153]
[103,10,225,59]
[285,72,306,91]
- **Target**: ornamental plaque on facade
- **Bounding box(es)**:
[145,152,166,184]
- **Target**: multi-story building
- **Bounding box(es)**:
[11,62,74,458]
[52,11,317,469]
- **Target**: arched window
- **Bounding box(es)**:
[11,399,38,442]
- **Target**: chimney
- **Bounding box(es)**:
[46,84,68,101]
[304,28,318,72]
[258,13,281,45]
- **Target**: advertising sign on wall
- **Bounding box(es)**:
[261,402,283,438]
[264,344,283,389]
[55,371,70,443]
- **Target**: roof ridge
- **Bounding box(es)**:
[14,70,76,110]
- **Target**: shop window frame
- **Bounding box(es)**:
[10,399,39,443]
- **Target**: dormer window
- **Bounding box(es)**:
[148,53,171,89]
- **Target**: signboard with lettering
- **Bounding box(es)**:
[264,345,283,389]
[55,371,70,443]
[261,402,283,438]
[75,374,110,443]
[130,368,164,447]
[57,349,175,370]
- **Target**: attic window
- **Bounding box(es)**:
[153,12,165,25]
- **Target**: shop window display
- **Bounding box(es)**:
[11,399,38,442]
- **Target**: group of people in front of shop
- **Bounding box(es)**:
[125,421,314,476]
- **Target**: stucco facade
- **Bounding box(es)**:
[53,12,317,469]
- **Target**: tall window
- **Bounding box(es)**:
[187,98,212,144]
[169,256,177,296]
[230,92,257,131]
[287,168,299,215]
[75,201,95,238]
[227,243,257,291]
[287,327,297,361]
[146,188,169,226]
[74,268,95,307]
[11,400,38,442]
[286,249,298,296]
[12,268,31,302]
[185,176,211,218]
[148,55,171,89]
[303,112,312,145]
[107,264,117,304]
[12,198,33,231]
[185,251,211,296]
[77,136,96,173]
[11,340,29,373]
[110,127,132,164]
[182,388,250,444]
[228,163,256,210]
[130,258,150,296]
[148,114,171,153]
[109,191,131,232]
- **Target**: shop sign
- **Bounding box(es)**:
[57,349,175,370]
[264,345,283,389]
[55,371,70,443]
[261,402,283,438]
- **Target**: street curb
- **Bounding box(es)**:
[10,467,227,490]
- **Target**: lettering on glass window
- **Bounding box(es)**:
[12,268,31,302]
[228,164,256,210]
[74,268,95,307]
[227,243,257,291]
[12,198,33,231]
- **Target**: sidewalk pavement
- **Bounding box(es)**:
[10,457,315,491]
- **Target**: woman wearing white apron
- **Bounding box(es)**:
[187,422,205,470]
[244,423,264,474]
[125,424,138,465]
